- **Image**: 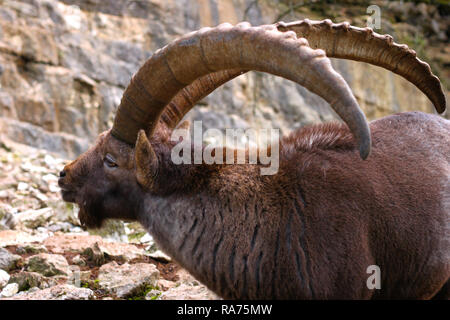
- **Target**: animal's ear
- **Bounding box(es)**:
[135,130,158,190]
[177,120,191,131]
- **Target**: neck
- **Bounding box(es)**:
[137,160,266,299]
[136,156,313,299]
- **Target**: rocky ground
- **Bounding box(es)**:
[0,138,219,300]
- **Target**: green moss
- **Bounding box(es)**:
[127,284,161,301]
[81,279,100,290]
[127,231,146,242]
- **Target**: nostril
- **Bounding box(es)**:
[59,170,66,178]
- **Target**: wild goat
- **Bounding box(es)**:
[58,20,449,299]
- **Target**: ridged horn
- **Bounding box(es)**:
[112,22,372,159]
[161,19,446,131]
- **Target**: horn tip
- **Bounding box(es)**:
[436,95,447,115]
[359,138,372,160]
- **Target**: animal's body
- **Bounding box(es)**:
[57,20,449,299]
[138,112,449,299]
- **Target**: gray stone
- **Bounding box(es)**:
[147,250,172,262]
[8,271,47,291]
[7,284,94,300]
[16,207,53,229]
[98,261,159,298]
[47,222,73,233]
[0,204,16,230]
[71,255,86,267]
[159,283,220,300]
[0,269,10,289]
[0,248,21,271]
[26,253,70,277]
[15,244,48,255]
[82,242,105,266]
[0,282,19,298]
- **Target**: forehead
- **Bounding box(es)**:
[99,131,134,159]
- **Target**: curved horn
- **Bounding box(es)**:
[112,22,372,159]
[161,19,446,131]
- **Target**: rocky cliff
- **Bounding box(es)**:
[0,0,448,157]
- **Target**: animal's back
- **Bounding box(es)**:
[370,111,450,163]
[281,111,449,299]
[369,112,449,298]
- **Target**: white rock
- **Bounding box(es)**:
[0,283,19,298]
[17,182,29,191]
[159,283,220,300]
[41,174,58,183]
[33,191,48,202]
[0,269,10,289]
[7,284,94,300]
[147,250,172,262]
[44,155,56,168]
[140,233,153,243]
[48,184,60,193]
[0,190,10,199]
[69,226,85,233]
[0,230,48,247]
[98,261,159,298]
[16,207,53,229]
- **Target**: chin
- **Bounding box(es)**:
[78,205,104,229]
[61,190,76,203]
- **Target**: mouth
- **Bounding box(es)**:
[58,178,76,202]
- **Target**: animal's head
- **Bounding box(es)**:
[58,21,445,229]
[58,130,137,228]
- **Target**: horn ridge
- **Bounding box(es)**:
[159,19,445,134]
[112,22,372,158]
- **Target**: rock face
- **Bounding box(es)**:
[0,0,447,158]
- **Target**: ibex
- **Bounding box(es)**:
[58,20,449,299]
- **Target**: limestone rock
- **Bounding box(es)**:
[0,248,21,271]
[98,261,159,298]
[0,282,19,298]
[8,284,94,300]
[0,269,10,289]
[16,207,53,229]
[147,250,172,262]
[15,244,48,255]
[8,271,48,291]
[82,242,105,266]
[43,233,146,262]
[0,0,446,158]
[0,230,47,247]
[26,253,70,277]
[0,204,16,230]
[43,234,104,254]
[159,283,220,300]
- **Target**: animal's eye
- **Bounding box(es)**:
[104,154,117,168]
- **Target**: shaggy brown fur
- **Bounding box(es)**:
[59,111,449,299]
